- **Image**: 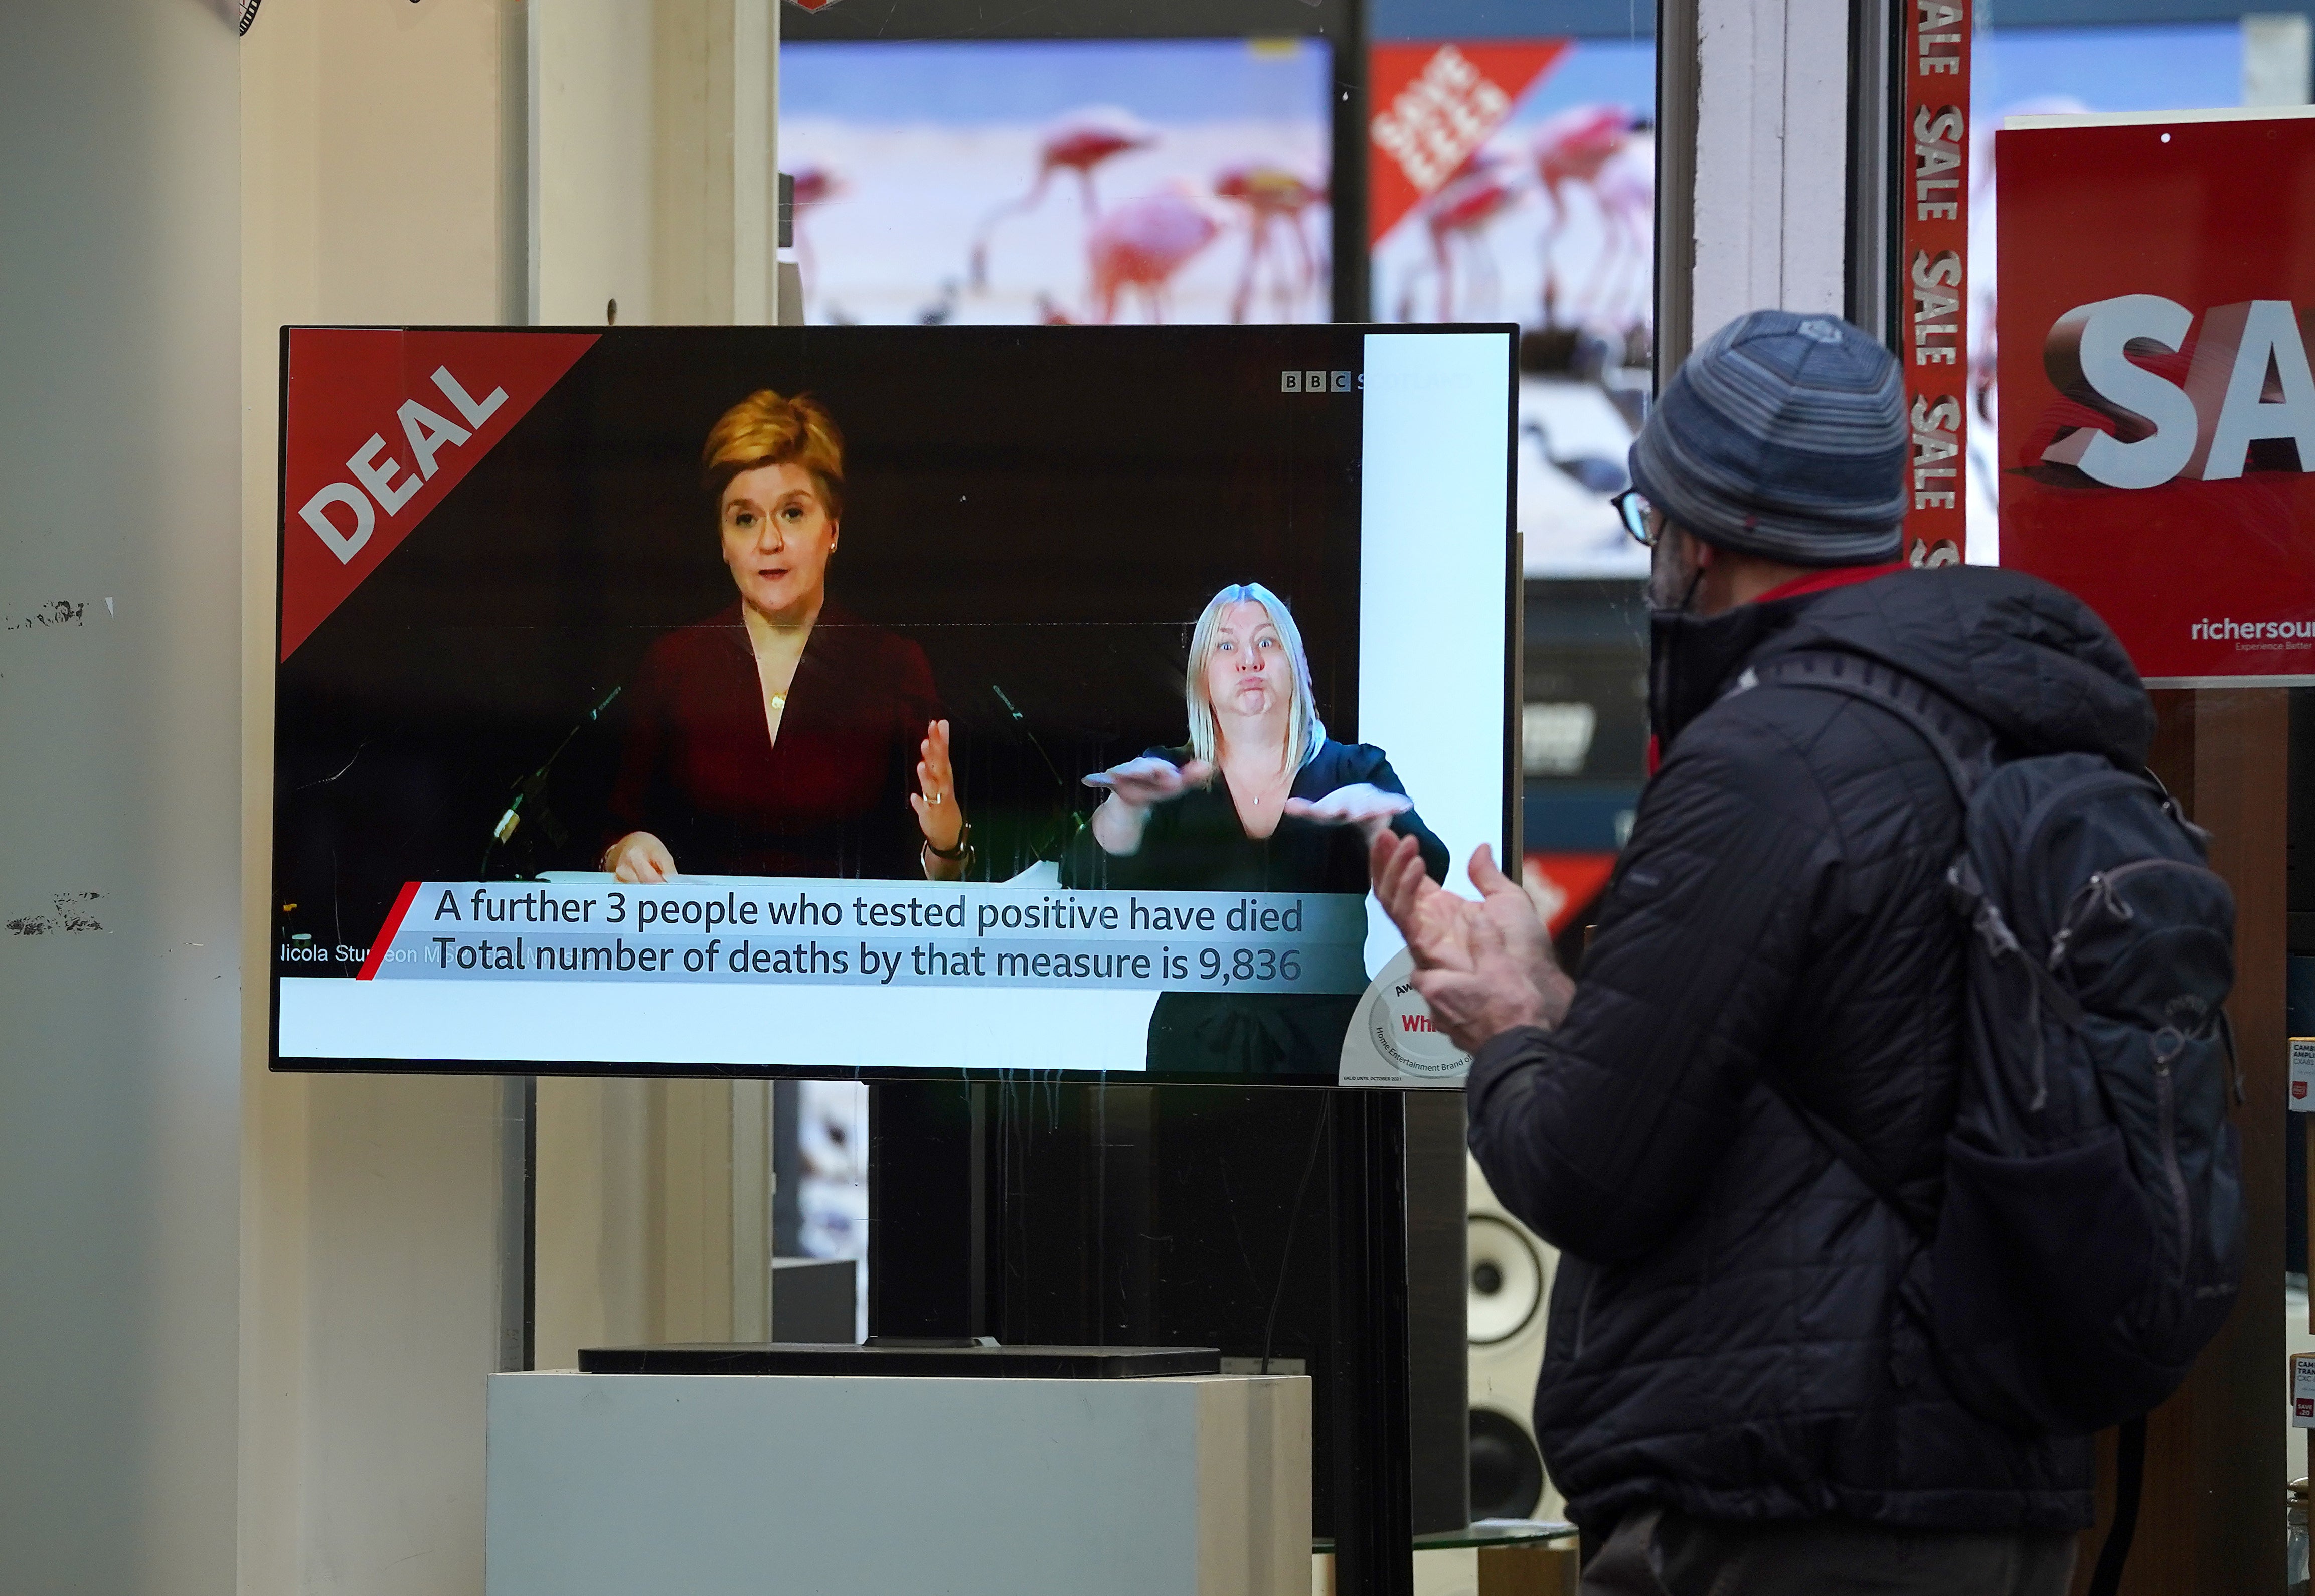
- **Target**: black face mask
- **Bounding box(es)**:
[1646,576,1801,754]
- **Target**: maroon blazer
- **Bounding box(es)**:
[606,601,939,879]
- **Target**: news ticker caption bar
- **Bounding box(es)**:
[356,880,1371,994]
[1904,0,1970,567]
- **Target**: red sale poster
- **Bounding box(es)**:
[1997,109,2315,685]
[1901,0,1970,567]
[1367,42,1568,248]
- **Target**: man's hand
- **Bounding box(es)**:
[1464,843,1575,1030]
[1370,829,1478,972]
[1369,833,1577,1051]
[1410,912,1550,1054]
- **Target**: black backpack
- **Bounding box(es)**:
[1745,652,2245,1516]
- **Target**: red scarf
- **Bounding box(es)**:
[1643,562,1912,774]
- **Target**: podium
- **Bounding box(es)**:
[485,1370,1310,1596]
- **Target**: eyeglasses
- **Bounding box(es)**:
[1612,489,1658,548]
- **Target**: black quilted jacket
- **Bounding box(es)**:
[1469,565,2154,1535]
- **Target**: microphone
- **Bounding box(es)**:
[482,685,622,876]
[989,682,1084,859]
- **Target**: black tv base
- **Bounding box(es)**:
[576,1341,1222,1379]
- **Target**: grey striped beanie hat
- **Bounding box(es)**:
[1628,309,1907,567]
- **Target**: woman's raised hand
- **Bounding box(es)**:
[1282,782,1413,846]
[910,720,967,872]
[604,830,677,884]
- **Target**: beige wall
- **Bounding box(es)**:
[532,1076,774,1370]
[532,0,780,324]
[239,4,523,1592]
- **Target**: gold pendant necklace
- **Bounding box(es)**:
[769,692,787,711]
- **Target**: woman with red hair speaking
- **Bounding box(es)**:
[602,388,970,883]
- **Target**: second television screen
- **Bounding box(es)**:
[272,325,1513,1083]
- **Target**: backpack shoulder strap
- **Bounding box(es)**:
[2085,1415,2147,1596]
[1737,649,1995,804]
[1730,649,1994,1237]
[1756,1072,1935,1239]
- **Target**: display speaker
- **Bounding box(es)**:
[1467,1154,1561,1522]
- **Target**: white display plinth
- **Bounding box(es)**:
[485,1371,1310,1596]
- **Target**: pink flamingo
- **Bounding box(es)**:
[1214,164,1326,323]
[1399,153,1524,322]
[1529,106,1643,326]
[1085,185,1220,325]
[787,165,841,301]
[1575,153,1653,333]
[969,107,1157,289]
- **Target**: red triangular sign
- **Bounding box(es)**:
[279,328,598,661]
[1367,41,1570,246]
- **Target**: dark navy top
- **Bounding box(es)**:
[1060,738,1448,895]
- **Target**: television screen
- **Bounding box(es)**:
[271,325,1513,1084]
[781,37,1333,327]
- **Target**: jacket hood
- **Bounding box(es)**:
[1751,566,2153,765]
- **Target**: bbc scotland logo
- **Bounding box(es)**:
[1282,369,1359,393]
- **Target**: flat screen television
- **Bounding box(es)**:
[270,325,1515,1084]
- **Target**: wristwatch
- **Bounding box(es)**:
[923,822,973,863]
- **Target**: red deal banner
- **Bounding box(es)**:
[279,329,597,661]
[1367,42,1567,246]
[1997,112,2315,685]
[1902,0,1970,567]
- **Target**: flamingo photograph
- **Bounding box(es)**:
[1369,38,1659,580]
[967,107,1155,289]
[1213,162,1327,323]
[1085,183,1223,324]
[781,38,1331,327]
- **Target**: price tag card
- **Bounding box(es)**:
[2292,1039,2315,1111]
[2293,1352,2315,1427]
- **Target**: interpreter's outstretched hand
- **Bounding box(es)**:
[1367,835,1576,1054]
[1083,755,1215,812]
[604,830,677,885]
[1283,782,1412,846]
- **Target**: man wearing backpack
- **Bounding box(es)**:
[1371,310,2240,1594]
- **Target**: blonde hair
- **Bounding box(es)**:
[1185,583,1327,770]
[702,388,846,516]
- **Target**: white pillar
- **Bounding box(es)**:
[1667,0,1854,357]
[530,0,782,325]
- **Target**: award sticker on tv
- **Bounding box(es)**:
[1339,948,1471,1087]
